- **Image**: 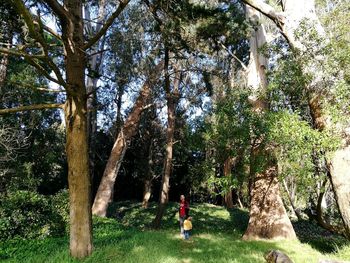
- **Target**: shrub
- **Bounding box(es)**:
[0,190,68,241]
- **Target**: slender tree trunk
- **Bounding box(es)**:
[282,179,302,220]
[142,133,155,208]
[316,178,344,235]
[152,92,176,228]
[0,54,9,90]
[224,157,234,209]
[237,195,244,209]
[142,179,152,208]
[62,0,92,257]
[92,63,162,217]
[243,5,296,240]
[85,1,106,182]
[152,54,180,228]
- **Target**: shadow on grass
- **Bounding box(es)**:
[292,220,349,253]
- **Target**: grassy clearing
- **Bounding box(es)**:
[1,202,349,263]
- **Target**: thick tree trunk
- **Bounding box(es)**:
[243,5,296,240]
[64,95,92,258]
[223,157,234,209]
[243,158,296,239]
[328,147,350,238]
[63,1,92,256]
[309,97,350,238]
[152,55,180,228]
[92,63,162,217]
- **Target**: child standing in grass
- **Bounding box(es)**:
[179,195,189,238]
[183,216,192,240]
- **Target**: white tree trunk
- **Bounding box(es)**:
[243,5,296,240]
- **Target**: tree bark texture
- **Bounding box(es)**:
[92,62,163,217]
[243,160,296,240]
[62,0,92,258]
[243,5,296,240]
[224,157,234,209]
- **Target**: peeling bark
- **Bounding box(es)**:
[243,163,296,240]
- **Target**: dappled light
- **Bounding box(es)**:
[1,0,350,261]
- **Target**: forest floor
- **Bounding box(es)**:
[1,201,350,263]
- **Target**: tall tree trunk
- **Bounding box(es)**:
[223,157,234,209]
[152,54,180,228]
[142,132,155,208]
[242,0,350,240]
[85,1,106,182]
[62,0,92,257]
[92,63,163,217]
[243,5,296,240]
[0,54,9,90]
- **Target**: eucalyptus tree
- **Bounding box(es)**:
[0,0,130,258]
[240,0,350,239]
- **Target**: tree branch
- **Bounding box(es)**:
[42,24,62,40]
[83,0,131,50]
[241,0,286,29]
[43,0,70,23]
[23,56,62,85]
[10,1,67,86]
[0,103,64,114]
[12,0,46,45]
[0,47,44,59]
[218,41,247,71]
[8,80,65,93]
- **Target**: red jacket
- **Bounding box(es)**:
[179,201,189,217]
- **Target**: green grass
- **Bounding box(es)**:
[1,202,350,263]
